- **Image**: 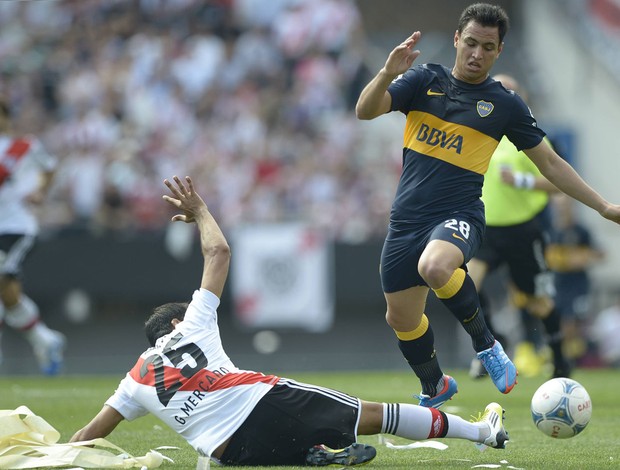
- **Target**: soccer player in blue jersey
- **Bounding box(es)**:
[355,3,620,407]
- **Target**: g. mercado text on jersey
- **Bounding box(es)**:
[174,366,230,425]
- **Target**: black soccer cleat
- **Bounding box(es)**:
[305,443,377,466]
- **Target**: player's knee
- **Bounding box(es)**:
[0,278,20,306]
[418,259,451,288]
[385,309,423,332]
[385,309,403,330]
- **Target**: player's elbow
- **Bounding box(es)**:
[355,103,377,120]
[204,242,231,263]
[355,105,369,120]
[355,91,391,120]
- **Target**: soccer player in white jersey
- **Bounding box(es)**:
[0,96,65,375]
[71,175,509,467]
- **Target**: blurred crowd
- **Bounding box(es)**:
[0,0,402,242]
[2,0,618,372]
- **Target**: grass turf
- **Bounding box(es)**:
[1,369,619,469]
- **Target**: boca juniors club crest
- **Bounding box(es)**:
[477,100,494,117]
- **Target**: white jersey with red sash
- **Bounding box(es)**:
[0,135,56,235]
[105,289,279,457]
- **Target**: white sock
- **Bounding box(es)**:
[444,414,489,442]
[25,322,59,346]
[4,295,39,330]
[5,296,58,346]
[381,403,488,442]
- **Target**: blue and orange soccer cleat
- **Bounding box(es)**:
[477,341,518,394]
[414,374,458,408]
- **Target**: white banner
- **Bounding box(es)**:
[231,224,334,332]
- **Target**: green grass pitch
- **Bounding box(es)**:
[1,369,619,469]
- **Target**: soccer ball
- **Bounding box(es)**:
[530,377,592,438]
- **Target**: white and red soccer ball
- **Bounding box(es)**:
[530,377,592,439]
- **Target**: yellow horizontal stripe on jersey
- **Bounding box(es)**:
[403,111,499,175]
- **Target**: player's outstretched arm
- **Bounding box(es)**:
[70,405,124,442]
[356,31,422,120]
[163,176,231,298]
[524,142,620,224]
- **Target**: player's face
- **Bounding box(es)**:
[453,21,503,84]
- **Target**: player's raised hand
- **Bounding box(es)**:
[163,175,208,224]
[384,31,422,76]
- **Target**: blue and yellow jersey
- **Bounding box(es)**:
[387,64,545,226]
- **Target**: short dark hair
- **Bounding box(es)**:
[144,302,189,346]
[458,3,510,44]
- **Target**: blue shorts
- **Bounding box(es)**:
[380,212,484,293]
